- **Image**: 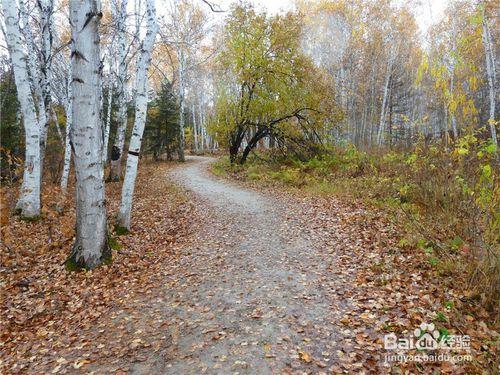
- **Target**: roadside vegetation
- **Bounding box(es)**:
[213,131,499,320]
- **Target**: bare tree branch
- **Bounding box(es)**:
[200,0,224,13]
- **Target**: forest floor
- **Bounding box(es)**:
[1,156,497,374]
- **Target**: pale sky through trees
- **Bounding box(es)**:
[216,0,448,35]
[0,0,450,50]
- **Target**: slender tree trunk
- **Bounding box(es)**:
[388,91,393,148]
[109,0,129,181]
[450,73,458,140]
[199,99,205,151]
[368,64,377,145]
[117,0,157,230]
[192,102,198,152]
[177,47,186,162]
[240,128,267,164]
[66,0,110,269]
[450,19,458,140]
[51,107,64,145]
[17,0,47,207]
[38,0,54,179]
[103,73,113,162]
[61,63,72,192]
[2,0,40,218]
[377,63,393,146]
[482,10,498,148]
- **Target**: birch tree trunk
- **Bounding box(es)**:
[377,69,391,146]
[377,48,396,146]
[17,0,47,208]
[192,101,198,152]
[60,63,72,192]
[198,93,205,152]
[38,0,54,177]
[450,19,458,140]
[117,0,157,230]
[177,47,186,162]
[103,70,113,162]
[2,0,41,218]
[66,0,110,269]
[109,0,129,181]
[482,10,498,148]
[51,107,64,145]
[450,74,458,140]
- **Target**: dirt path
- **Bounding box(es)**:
[131,156,345,374]
[3,157,492,374]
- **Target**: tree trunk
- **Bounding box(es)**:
[117,0,157,230]
[2,0,41,218]
[37,0,54,180]
[103,72,113,163]
[199,100,205,151]
[17,0,47,208]
[66,0,110,270]
[51,107,64,145]
[240,128,268,164]
[377,62,392,146]
[482,10,498,148]
[450,19,458,140]
[192,102,198,152]
[229,125,245,164]
[177,47,186,162]
[109,0,129,181]
[60,63,72,192]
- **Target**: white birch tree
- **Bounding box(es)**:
[117,0,157,230]
[17,0,48,200]
[162,0,207,160]
[377,42,398,146]
[192,101,198,151]
[109,0,130,180]
[177,46,186,161]
[66,0,110,269]
[103,54,114,162]
[2,0,41,218]
[60,60,72,192]
[37,0,54,175]
[481,7,497,148]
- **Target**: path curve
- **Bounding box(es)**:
[133,156,342,374]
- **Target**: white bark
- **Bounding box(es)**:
[38,0,54,173]
[377,68,391,145]
[18,0,47,201]
[117,0,157,230]
[199,98,205,151]
[192,101,198,151]
[67,0,109,269]
[109,0,129,180]
[177,47,186,161]
[51,107,64,145]
[103,70,113,162]
[377,47,396,146]
[2,0,40,217]
[60,62,72,192]
[450,19,458,140]
[482,10,498,148]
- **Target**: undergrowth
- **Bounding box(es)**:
[213,134,499,318]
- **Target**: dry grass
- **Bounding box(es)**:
[213,137,499,320]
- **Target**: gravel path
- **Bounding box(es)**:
[132,156,344,374]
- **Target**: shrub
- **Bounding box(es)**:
[215,132,499,313]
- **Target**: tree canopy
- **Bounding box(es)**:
[209,4,342,163]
